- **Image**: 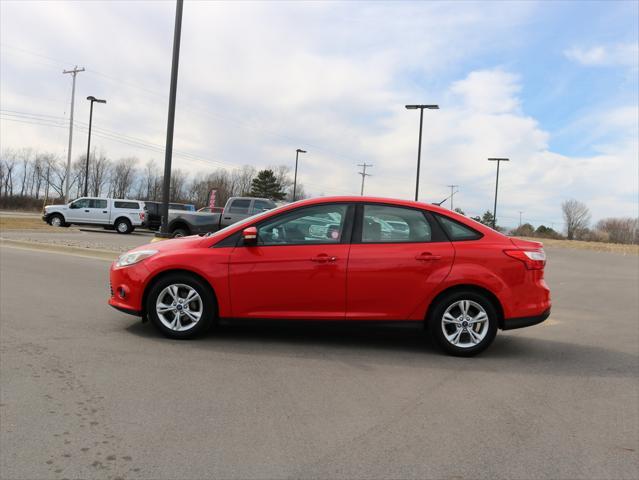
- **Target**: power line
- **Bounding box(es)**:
[357,163,373,196]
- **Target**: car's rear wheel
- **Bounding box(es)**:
[115,218,132,234]
[429,291,498,356]
[146,274,215,339]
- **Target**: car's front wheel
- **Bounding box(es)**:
[429,291,498,356]
[49,214,67,227]
[146,274,215,339]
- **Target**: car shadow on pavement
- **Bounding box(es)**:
[124,320,637,379]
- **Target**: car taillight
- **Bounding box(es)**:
[503,249,546,270]
[139,212,145,220]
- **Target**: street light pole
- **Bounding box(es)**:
[84,96,106,197]
[488,158,510,229]
[293,148,306,201]
[405,104,438,201]
[159,0,184,237]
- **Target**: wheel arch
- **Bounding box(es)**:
[425,284,505,329]
[113,216,132,227]
[141,268,218,318]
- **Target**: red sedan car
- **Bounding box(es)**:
[109,196,550,356]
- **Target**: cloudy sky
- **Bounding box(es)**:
[1,0,637,228]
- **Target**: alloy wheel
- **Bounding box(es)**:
[155,284,203,332]
[441,299,489,348]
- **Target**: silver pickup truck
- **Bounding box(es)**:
[167,196,276,237]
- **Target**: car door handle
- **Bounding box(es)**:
[224,216,231,220]
[311,254,337,263]
[415,252,441,261]
[103,211,108,213]
[84,209,90,212]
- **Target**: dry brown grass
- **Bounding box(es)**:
[0,215,59,231]
[517,236,639,255]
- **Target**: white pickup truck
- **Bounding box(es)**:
[42,197,146,234]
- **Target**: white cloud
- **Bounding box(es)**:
[565,43,639,68]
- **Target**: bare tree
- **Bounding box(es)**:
[562,199,591,240]
[90,152,111,197]
[110,157,138,198]
[18,148,34,196]
[232,165,256,197]
[596,217,639,244]
[1,150,18,197]
[141,160,162,200]
[48,157,68,199]
[169,168,188,202]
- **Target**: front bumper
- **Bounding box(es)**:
[108,261,149,316]
[502,308,551,330]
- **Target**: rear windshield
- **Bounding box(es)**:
[114,201,140,209]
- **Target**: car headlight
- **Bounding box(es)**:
[115,249,158,267]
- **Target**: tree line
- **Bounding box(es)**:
[0,148,306,209]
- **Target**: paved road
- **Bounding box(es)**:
[1,245,637,480]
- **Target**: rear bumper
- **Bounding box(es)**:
[502,308,551,330]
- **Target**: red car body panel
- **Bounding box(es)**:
[108,196,551,326]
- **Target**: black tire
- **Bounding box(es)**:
[114,218,132,234]
[428,290,498,357]
[171,228,189,238]
[48,213,67,228]
[146,273,216,339]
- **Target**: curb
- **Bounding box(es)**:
[0,238,119,261]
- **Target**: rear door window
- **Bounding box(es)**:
[252,200,273,214]
[228,199,251,214]
[89,199,108,209]
[361,204,432,243]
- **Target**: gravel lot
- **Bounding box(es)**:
[1,240,638,480]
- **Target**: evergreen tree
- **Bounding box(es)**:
[249,169,285,200]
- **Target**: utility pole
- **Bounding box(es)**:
[488,157,510,229]
[159,0,184,237]
[357,163,373,196]
[63,66,85,202]
[293,148,306,201]
[519,211,523,227]
[447,184,458,210]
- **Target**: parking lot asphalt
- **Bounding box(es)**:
[1,245,637,480]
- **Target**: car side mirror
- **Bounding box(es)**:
[242,227,258,245]
[69,203,78,209]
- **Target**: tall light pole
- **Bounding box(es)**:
[405,104,438,201]
[62,66,84,202]
[158,0,184,237]
[84,96,106,197]
[293,148,306,201]
[488,158,509,229]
